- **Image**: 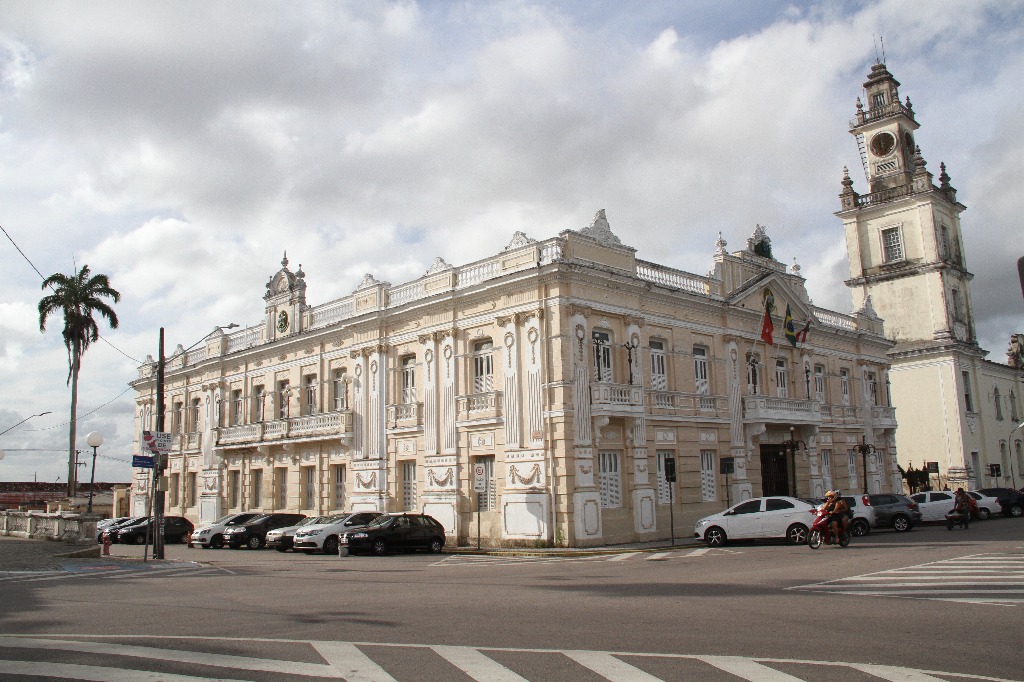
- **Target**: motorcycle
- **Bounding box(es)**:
[807,507,850,549]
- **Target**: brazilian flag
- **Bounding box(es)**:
[784,303,797,348]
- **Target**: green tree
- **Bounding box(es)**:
[38,265,120,498]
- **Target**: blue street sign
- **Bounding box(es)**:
[132,455,155,469]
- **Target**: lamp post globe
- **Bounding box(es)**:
[85,431,103,513]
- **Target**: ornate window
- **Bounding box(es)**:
[332,370,348,411]
[1011,390,1019,422]
[840,368,850,406]
[746,354,760,395]
[331,465,346,510]
[775,359,788,398]
[694,347,709,395]
[401,355,416,404]
[994,387,1004,421]
[250,469,263,508]
[254,385,266,423]
[821,450,833,491]
[302,467,316,509]
[189,398,201,433]
[847,452,859,490]
[592,331,612,383]
[962,371,974,413]
[881,226,904,263]
[277,381,290,420]
[304,375,318,416]
[228,470,240,508]
[598,452,621,507]
[649,340,667,391]
[867,371,879,406]
[275,468,288,509]
[186,472,197,507]
[232,390,243,426]
[814,364,825,402]
[473,340,494,392]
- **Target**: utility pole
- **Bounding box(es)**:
[153,328,166,559]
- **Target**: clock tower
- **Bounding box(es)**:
[264,252,306,341]
[837,62,977,348]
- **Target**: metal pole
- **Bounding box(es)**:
[476,493,481,550]
[153,327,166,559]
[87,445,98,513]
[668,481,675,546]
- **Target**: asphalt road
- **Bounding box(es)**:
[1,517,1021,681]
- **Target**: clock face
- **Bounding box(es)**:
[869,131,896,157]
[277,310,289,332]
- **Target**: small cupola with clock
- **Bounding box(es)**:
[263,252,307,341]
[850,62,920,194]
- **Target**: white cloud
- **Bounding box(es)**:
[1,0,1022,483]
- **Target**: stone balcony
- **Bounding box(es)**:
[590,382,645,418]
[871,405,898,429]
[386,402,423,431]
[743,395,821,425]
[647,391,729,419]
[215,410,354,448]
[456,391,503,424]
[820,404,864,424]
[171,432,202,453]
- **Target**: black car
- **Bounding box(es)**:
[222,513,306,549]
[339,513,445,555]
[976,488,1024,518]
[97,516,146,543]
[112,516,194,545]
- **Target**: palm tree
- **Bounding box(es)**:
[38,265,120,499]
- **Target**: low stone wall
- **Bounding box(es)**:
[0,510,98,544]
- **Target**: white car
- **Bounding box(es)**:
[189,512,260,549]
[968,491,1000,520]
[292,511,383,554]
[266,515,341,552]
[694,496,816,546]
[909,491,959,523]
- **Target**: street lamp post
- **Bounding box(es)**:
[850,436,877,495]
[86,431,103,513]
[780,426,808,498]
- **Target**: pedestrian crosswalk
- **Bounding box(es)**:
[0,560,227,584]
[790,552,1024,606]
[431,547,741,567]
[0,635,1008,681]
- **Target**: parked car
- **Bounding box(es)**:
[910,491,959,523]
[97,516,144,543]
[190,512,261,548]
[835,496,873,536]
[112,516,194,545]
[222,513,307,549]
[976,488,1024,518]
[266,515,340,552]
[293,512,384,554]
[967,491,1001,520]
[693,497,815,546]
[857,493,921,531]
[339,513,446,555]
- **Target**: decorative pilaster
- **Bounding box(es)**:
[420,333,439,454]
[440,333,457,454]
[501,317,522,449]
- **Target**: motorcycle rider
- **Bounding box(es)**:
[952,487,973,528]
[823,490,849,542]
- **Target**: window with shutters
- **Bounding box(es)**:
[402,461,417,511]
[775,359,788,398]
[476,456,496,511]
[867,371,879,406]
[821,450,833,491]
[189,398,201,433]
[304,375,318,416]
[254,385,266,423]
[473,340,494,392]
[746,354,760,395]
[847,453,859,490]
[593,331,612,382]
[649,340,667,390]
[598,452,621,507]
[278,381,290,420]
[332,370,348,411]
[700,450,717,502]
[401,355,416,404]
[331,465,346,510]
[656,450,673,504]
[168,473,180,507]
[814,364,825,402]
[186,472,197,507]
[228,470,240,508]
[1011,390,1019,422]
[302,466,316,509]
[840,369,850,406]
[275,468,288,509]
[250,469,263,508]
[881,226,904,263]
[994,387,1004,421]
[963,371,974,412]
[694,347,709,395]
[172,400,183,435]
[232,390,243,426]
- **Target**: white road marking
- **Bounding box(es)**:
[848,663,949,681]
[698,656,805,681]
[432,645,528,681]
[607,552,640,561]
[0,660,245,681]
[562,650,662,681]
[311,641,396,682]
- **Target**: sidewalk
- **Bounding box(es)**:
[0,536,100,571]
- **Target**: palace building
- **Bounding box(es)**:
[129,210,898,547]
[836,63,1024,490]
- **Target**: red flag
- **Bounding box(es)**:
[795,320,811,345]
[760,308,774,344]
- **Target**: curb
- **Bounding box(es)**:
[446,541,698,558]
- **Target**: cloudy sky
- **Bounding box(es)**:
[1,1,1022,484]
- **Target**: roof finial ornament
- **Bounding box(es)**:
[281,251,289,269]
[715,232,727,256]
[938,162,951,188]
[905,96,913,111]
[791,257,801,276]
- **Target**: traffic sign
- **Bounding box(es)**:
[142,430,172,455]
[132,455,155,469]
[473,463,487,493]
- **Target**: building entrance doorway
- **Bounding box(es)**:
[760,445,790,497]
